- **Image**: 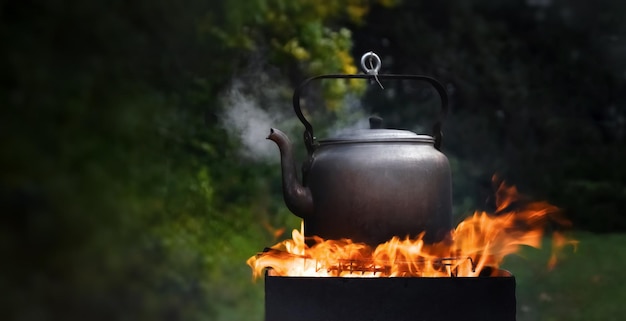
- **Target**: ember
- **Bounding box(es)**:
[247,178,577,278]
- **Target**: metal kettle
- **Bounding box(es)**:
[268,55,452,246]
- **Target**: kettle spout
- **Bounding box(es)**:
[267,128,313,218]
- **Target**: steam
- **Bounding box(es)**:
[219,62,373,161]
[326,94,368,137]
[220,72,294,162]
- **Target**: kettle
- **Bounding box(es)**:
[268,57,452,246]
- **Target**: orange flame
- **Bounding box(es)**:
[247,179,576,278]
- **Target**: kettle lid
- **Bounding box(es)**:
[320,116,434,144]
[320,129,434,144]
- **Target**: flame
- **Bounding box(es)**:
[262,220,286,240]
[247,179,576,278]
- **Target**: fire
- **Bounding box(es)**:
[247,179,577,278]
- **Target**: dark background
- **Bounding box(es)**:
[2,0,625,320]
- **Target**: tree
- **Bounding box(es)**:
[1,1,394,320]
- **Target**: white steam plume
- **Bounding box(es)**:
[220,63,373,162]
[220,71,295,162]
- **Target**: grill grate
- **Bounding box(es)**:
[317,257,477,276]
[258,248,477,277]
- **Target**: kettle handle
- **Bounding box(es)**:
[293,74,449,153]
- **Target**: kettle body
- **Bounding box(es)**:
[306,132,452,245]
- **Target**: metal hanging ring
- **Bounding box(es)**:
[360,52,381,74]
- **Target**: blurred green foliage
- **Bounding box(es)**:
[2,1,625,321]
[1,0,382,320]
[503,232,626,321]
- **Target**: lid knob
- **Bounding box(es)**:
[369,116,384,129]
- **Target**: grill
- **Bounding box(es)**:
[260,248,516,320]
[265,272,516,321]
